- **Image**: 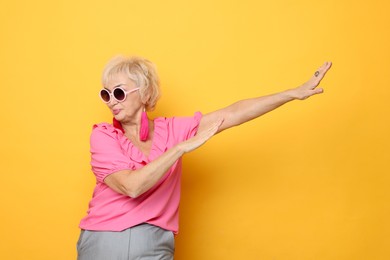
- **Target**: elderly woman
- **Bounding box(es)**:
[77,56,332,259]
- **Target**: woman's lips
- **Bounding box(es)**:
[112,109,121,115]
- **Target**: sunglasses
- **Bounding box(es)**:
[99,86,140,103]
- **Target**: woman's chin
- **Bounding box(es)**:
[113,114,124,122]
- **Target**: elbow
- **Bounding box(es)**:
[121,171,144,198]
[128,190,142,199]
[127,192,139,199]
[104,170,145,198]
[122,184,142,198]
[122,180,147,198]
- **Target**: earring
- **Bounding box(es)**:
[140,107,149,141]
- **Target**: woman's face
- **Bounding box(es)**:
[104,72,143,123]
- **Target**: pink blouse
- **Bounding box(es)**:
[79,112,202,234]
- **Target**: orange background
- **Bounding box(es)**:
[0,0,389,259]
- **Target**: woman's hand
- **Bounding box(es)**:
[289,61,332,100]
[178,118,224,153]
[105,118,223,198]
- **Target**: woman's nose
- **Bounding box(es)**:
[108,97,118,107]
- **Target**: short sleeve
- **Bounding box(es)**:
[169,111,203,143]
[90,124,134,183]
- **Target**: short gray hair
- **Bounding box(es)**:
[102,55,161,111]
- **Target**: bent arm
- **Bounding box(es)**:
[104,119,223,198]
[198,61,332,134]
[104,146,184,198]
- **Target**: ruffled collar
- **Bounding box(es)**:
[111,117,168,164]
[113,118,125,133]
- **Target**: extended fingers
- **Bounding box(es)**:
[206,118,224,135]
[199,118,224,139]
[182,118,224,153]
[313,61,332,79]
[306,61,332,89]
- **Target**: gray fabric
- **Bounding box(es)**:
[77,223,175,260]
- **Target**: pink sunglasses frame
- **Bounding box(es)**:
[99,86,140,103]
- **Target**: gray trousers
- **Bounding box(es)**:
[77,223,175,260]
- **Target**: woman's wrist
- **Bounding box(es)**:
[283,88,299,101]
[173,143,187,156]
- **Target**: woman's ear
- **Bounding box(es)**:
[140,90,151,106]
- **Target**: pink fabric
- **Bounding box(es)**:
[139,110,149,141]
[79,112,202,234]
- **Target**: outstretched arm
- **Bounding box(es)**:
[198,61,332,134]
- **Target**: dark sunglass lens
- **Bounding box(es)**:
[113,88,126,101]
[100,90,110,102]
